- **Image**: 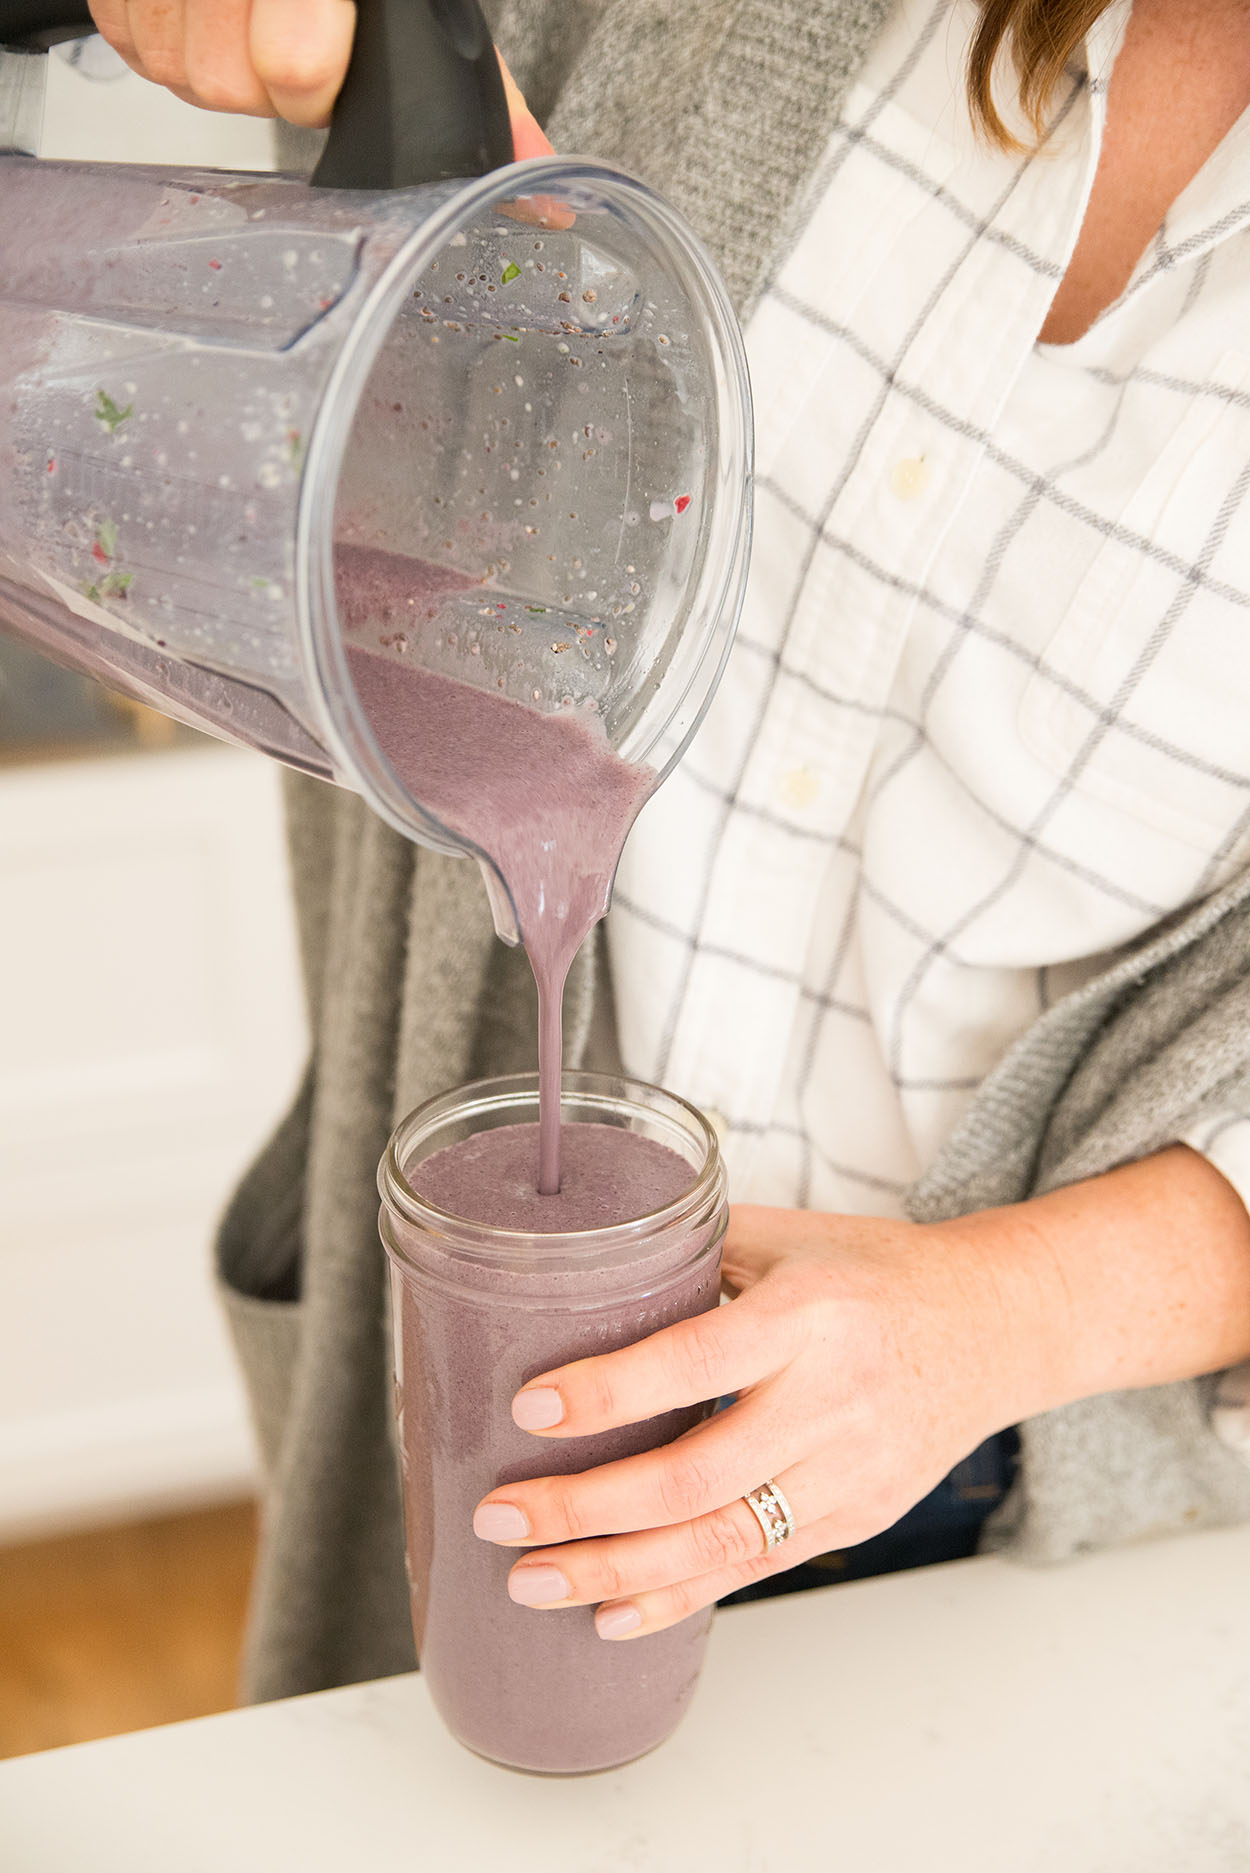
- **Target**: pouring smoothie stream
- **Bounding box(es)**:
[337,543,656,1195]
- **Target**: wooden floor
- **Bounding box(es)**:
[0,1499,258,1761]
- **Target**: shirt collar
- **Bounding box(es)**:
[1088,0,1250,295]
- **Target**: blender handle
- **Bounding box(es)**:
[0,0,517,187]
[312,0,515,190]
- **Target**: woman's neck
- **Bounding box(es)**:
[1039,0,1250,345]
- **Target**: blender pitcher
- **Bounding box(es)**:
[0,0,752,940]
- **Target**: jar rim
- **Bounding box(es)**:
[379,1069,726,1269]
[297,155,752,860]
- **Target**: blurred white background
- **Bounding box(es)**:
[0,46,308,1543]
[41,31,276,168]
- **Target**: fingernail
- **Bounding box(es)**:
[595,1601,642,1640]
[473,1502,530,1542]
[508,1564,570,1607]
[512,1387,564,1431]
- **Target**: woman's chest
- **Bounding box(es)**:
[1040,0,1250,344]
[873,324,1250,926]
[731,0,1250,947]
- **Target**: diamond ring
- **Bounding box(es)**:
[742,1480,797,1554]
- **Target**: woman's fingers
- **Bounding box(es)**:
[92,0,351,118]
[123,0,185,91]
[510,1280,799,1439]
[118,0,212,106]
[94,2,550,145]
[249,0,355,125]
[476,1390,806,1548]
[184,0,272,113]
[89,0,144,73]
[594,1533,834,1640]
[505,1465,817,1610]
[499,52,553,159]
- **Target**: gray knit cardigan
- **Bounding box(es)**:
[219,0,1250,1703]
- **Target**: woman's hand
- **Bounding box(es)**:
[89,0,354,122]
[473,1201,1042,1640]
[473,1146,1250,1638]
[88,0,553,149]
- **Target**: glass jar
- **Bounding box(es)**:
[378,1070,728,1774]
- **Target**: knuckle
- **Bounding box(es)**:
[584,1546,629,1602]
[139,48,187,89]
[666,1574,711,1622]
[689,1504,750,1574]
[89,1,132,46]
[185,66,260,114]
[859,1481,907,1536]
[181,40,269,114]
[745,1529,815,1586]
[252,43,336,96]
[656,1445,719,1523]
[839,1393,884,1457]
[738,1549,785,1589]
[543,1478,590,1543]
[666,1322,725,1400]
[94,25,138,61]
[574,1359,618,1425]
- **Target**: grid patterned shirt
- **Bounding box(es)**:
[608,0,1250,1367]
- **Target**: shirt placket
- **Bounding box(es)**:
[664,52,1109,1142]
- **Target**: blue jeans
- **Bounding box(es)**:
[719,1429,1020,1606]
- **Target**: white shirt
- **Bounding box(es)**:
[609,0,1250,1338]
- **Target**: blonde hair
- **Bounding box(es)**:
[968,1,1117,147]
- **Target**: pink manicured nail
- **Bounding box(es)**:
[473,1502,530,1542]
[508,1565,570,1607]
[512,1387,564,1430]
[595,1602,642,1640]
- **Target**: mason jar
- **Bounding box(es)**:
[378,1070,728,1774]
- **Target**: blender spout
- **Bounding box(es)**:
[476,857,521,948]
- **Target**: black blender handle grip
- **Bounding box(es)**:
[313,0,515,190]
[0,1,96,46]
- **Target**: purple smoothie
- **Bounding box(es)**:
[337,542,654,1195]
[413,1119,694,1230]
[388,1113,725,1773]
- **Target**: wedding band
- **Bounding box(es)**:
[743,1481,797,1554]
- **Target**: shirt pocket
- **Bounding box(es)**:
[1018,350,1250,860]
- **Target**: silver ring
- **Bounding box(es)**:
[743,1481,797,1554]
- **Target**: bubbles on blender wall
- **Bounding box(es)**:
[414,225,640,341]
[331,191,707,732]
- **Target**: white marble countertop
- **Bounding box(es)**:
[3,1523,1250,1872]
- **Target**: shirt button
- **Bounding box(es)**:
[778,765,820,809]
[890,455,930,501]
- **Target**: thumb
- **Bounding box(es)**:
[499,53,554,159]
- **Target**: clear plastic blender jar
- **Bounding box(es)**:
[0,6,752,935]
